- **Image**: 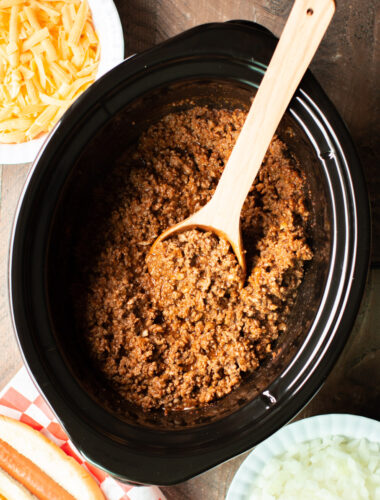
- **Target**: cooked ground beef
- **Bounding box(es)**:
[76,106,312,411]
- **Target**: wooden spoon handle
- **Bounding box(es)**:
[210,0,335,220]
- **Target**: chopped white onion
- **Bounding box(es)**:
[249,436,380,500]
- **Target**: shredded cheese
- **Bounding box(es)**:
[0,0,100,143]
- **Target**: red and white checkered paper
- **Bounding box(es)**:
[0,367,166,500]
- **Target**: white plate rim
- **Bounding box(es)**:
[226,413,380,500]
[0,0,124,165]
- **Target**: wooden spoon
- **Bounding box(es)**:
[150,0,335,278]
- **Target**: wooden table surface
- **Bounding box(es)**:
[0,1,379,499]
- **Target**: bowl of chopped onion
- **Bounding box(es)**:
[226,413,380,500]
[0,0,124,164]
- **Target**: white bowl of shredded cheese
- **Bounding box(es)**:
[226,414,380,500]
[0,0,124,164]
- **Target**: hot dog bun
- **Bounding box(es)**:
[0,467,36,500]
[0,415,104,500]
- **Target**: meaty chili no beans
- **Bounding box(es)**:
[75,106,312,412]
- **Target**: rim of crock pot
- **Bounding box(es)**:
[8,21,370,485]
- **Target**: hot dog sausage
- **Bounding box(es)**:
[0,438,75,500]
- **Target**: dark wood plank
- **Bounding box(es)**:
[118,0,158,54]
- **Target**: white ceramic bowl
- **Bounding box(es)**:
[226,413,380,500]
[0,0,124,165]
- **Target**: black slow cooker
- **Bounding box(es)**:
[9,21,370,485]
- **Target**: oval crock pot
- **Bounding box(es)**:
[9,21,370,485]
